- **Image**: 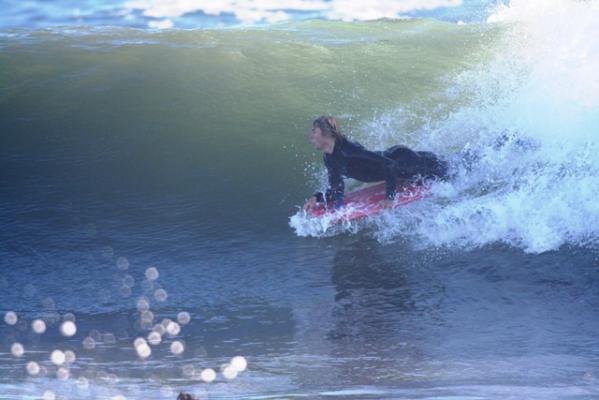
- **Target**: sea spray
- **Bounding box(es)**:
[291,0,599,253]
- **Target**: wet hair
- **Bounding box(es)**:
[312,115,346,143]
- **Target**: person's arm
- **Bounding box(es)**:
[313,156,345,208]
[343,141,398,200]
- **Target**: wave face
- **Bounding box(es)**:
[0,18,498,241]
[291,0,599,253]
[1,1,598,255]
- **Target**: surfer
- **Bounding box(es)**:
[303,115,450,211]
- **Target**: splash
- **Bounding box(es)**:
[291,0,599,253]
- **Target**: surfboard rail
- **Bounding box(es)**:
[307,180,431,222]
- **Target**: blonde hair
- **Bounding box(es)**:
[312,115,346,143]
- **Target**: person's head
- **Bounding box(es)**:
[310,115,346,152]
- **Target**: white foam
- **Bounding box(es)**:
[291,0,599,253]
[123,0,464,27]
[398,0,599,252]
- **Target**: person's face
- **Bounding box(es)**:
[310,125,331,150]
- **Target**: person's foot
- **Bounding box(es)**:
[177,392,197,400]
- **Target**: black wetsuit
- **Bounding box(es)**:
[314,138,449,208]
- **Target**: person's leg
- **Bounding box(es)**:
[417,151,450,181]
[384,145,430,183]
[383,144,413,161]
[384,145,453,183]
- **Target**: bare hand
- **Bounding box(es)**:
[303,196,317,211]
[379,198,394,209]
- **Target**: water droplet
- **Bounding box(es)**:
[136,297,150,312]
[134,338,151,359]
[32,319,47,334]
[200,368,216,383]
[145,266,159,281]
[147,331,161,346]
[230,355,247,372]
[26,361,40,375]
[11,342,24,357]
[64,350,76,363]
[154,288,168,302]
[122,274,135,288]
[170,340,184,355]
[116,257,129,271]
[165,321,180,336]
[222,364,238,380]
[4,311,17,325]
[177,312,191,325]
[60,321,77,337]
[50,350,66,365]
[82,336,96,350]
[56,367,70,380]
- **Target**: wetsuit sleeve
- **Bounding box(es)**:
[313,156,345,208]
[343,141,398,200]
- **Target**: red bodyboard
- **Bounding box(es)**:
[308,181,430,222]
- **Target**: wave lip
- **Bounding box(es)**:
[0,0,496,29]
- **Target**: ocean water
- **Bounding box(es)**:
[2,0,599,399]
[0,0,499,29]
